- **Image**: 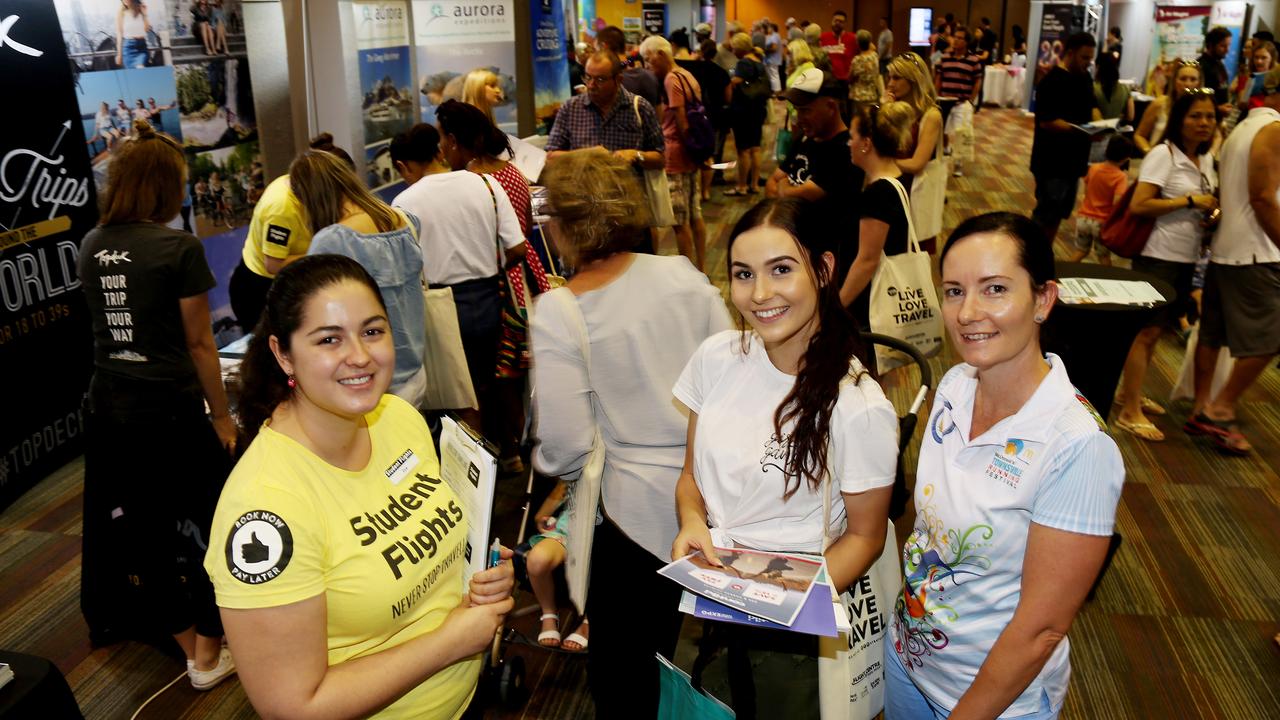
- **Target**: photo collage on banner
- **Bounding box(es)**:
[1035,4,1078,84]
[413,0,517,133]
[530,0,572,134]
[0,0,98,509]
[1146,6,1212,94]
[353,1,413,190]
[55,0,259,343]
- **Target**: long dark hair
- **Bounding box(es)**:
[941,212,1055,288]
[726,199,868,500]
[436,99,513,160]
[1164,91,1215,158]
[1096,52,1120,101]
[236,255,387,443]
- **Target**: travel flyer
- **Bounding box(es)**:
[659,547,824,628]
[678,565,839,636]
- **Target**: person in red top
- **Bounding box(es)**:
[1067,134,1132,265]
[820,10,857,80]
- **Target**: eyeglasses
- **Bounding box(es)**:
[584,74,616,85]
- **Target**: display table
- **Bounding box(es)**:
[983,65,1026,107]
[0,651,84,719]
[1042,262,1175,421]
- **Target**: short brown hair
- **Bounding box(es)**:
[99,120,185,225]
[542,150,649,265]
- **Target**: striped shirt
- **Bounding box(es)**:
[936,52,983,98]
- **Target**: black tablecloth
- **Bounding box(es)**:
[1043,262,1176,421]
[0,651,83,719]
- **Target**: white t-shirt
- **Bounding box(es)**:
[1212,107,1280,265]
[890,355,1124,716]
[673,330,898,553]
[1138,141,1216,264]
[391,171,524,286]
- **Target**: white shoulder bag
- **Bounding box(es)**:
[633,95,676,228]
[909,121,947,239]
[868,177,944,372]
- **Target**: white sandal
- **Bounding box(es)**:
[537,613,561,647]
[562,618,589,653]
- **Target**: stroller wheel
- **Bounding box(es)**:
[498,654,528,708]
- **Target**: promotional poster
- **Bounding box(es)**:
[530,0,572,133]
[1147,5,1213,93]
[353,1,413,189]
[413,0,518,132]
[0,0,96,510]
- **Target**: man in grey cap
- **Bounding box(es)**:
[766,67,861,206]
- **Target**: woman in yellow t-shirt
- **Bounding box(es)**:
[205,254,514,719]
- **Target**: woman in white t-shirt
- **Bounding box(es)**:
[672,197,898,712]
[886,212,1124,720]
[1115,91,1219,443]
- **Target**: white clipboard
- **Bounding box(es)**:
[439,415,499,582]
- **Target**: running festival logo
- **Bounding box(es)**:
[984,438,1035,489]
[225,509,296,585]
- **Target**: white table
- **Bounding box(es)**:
[983,65,1026,107]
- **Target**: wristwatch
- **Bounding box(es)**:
[1186,195,1194,209]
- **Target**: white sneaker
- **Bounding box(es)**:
[189,648,236,691]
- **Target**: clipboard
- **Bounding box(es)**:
[439,414,500,582]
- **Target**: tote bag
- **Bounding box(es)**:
[868,177,944,371]
[634,96,676,228]
[909,133,947,240]
[816,471,901,720]
[658,653,736,720]
[420,286,478,411]
[542,288,607,614]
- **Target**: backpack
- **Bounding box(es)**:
[740,60,772,102]
[674,72,716,163]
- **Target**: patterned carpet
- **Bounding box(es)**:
[2,108,1278,719]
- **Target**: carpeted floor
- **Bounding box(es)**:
[1,107,1278,719]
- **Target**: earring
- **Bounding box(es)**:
[1034,315,1045,324]
[287,375,296,388]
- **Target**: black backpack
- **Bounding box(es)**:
[674,72,716,163]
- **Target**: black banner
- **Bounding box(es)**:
[642,2,666,37]
[0,0,96,510]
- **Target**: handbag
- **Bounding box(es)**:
[633,96,677,228]
[542,287,607,614]
[658,653,736,720]
[775,109,794,162]
[868,177,944,372]
[1170,322,1234,403]
[816,459,901,720]
[909,130,946,240]
[1101,144,1170,258]
[420,286,479,411]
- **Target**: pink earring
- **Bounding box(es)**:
[287,375,296,388]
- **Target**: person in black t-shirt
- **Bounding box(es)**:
[77,119,237,689]
[842,102,915,330]
[1030,32,1101,244]
[767,67,864,256]
[1198,26,1235,116]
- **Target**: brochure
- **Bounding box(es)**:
[1057,277,1164,306]
[439,414,499,582]
[678,564,838,636]
[659,547,824,627]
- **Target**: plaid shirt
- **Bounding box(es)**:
[546,87,665,154]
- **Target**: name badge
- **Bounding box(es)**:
[384,449,419,486]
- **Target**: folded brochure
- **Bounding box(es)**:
[659,547,827,628]
[678,565,838,637]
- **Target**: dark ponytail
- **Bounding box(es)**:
[236,255,387,443]
[436,99,513,160]
[727,199,869,500]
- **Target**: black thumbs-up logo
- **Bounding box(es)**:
[225,510,294,585]
[241,532,270,563]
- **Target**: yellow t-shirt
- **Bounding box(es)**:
[205,395,479,720]
[241,175,312,277]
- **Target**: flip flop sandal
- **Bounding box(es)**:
[1140,397,1167,416]
[562,620,589,653]
[1212,426,1252,456]
[723,188,748,197]
[537,613,562,647]
[1114,417,1165,442]
[1184,413,1252,455]
[1184,412,1233,437]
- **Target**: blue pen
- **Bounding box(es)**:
[488,537,502,568]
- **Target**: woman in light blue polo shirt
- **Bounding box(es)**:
[886,212,1125,719]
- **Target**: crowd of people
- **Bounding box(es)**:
[71,12,1280,720]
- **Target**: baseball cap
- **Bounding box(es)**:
[785,68,846,106]
[695,22,712,36]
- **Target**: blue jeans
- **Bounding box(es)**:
[122,37,148,68]
[884,648,1060,720]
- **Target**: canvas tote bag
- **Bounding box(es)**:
[817,467,901,720]
[868,177,944,371]
[909,130,947,240]
[633,95,676,227]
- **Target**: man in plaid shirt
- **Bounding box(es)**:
[547,50,665,168]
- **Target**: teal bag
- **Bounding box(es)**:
[657,653,736,720]
[775,113,793,162]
